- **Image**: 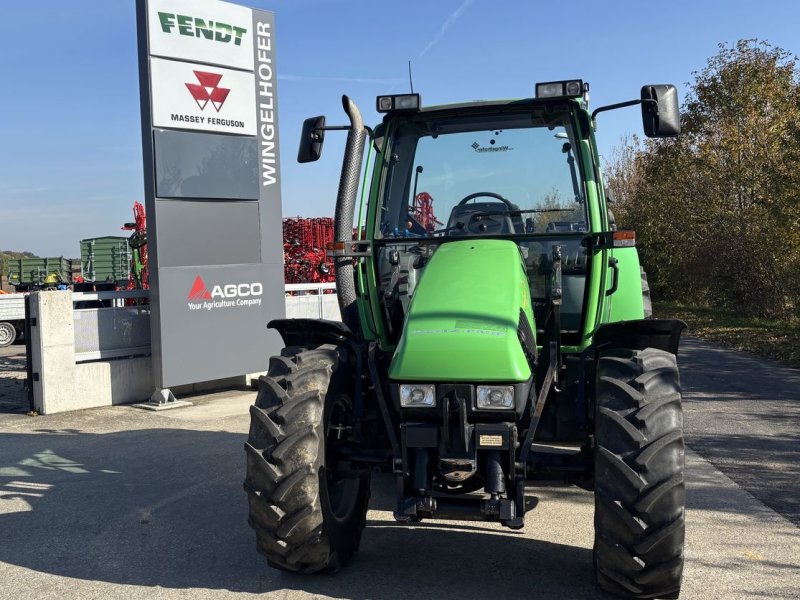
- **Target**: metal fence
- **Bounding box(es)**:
[73,291,150,362]
[284,283,339,319]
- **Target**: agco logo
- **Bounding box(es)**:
[185,71,230,112]
[187,276,263,310]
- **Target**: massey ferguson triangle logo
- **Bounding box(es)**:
[185,71,230,112]
[187,276,211,301]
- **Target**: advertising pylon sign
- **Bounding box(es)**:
[136,0,285,390]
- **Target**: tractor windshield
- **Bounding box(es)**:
[377,110,587,238]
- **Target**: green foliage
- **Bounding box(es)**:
[529,189,585,232]
[655,301,800,366]
[608,40,800,318]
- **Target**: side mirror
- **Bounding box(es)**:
[641,85,680,138]
[297,116,326,163]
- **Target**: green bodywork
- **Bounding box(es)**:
[352,98,647,380]
[388,240,534,382]
[606,246,646,322]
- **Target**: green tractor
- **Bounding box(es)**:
[244,80,686,599]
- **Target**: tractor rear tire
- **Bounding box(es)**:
[594,347,685,599]
[244,344,370,573]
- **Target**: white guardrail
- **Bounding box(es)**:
[285,282,336,294]
[73,289,150,305]
[70,285,339,362]
[284,283,339,320]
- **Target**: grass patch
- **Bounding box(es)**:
[654,301,800,366]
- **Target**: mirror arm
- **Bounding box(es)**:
[309,124,373,140]
[591,98,657,128]
[312,125,349,141]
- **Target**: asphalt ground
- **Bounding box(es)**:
[0,342,28,414]
[0,339,798,600]
[679,337,800,526]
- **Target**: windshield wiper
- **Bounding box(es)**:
[469,207,576,220]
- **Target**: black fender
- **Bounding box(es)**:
[594,319,686,357]
[269,318,366,418]
[268,318,354,348]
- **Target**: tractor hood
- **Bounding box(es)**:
[389,239,535,382]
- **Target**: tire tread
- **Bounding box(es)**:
[244,344,369,574]
[594,347,685,599]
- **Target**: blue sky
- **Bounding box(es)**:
[1,0,799,256]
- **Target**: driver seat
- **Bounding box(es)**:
[446,201,520,235]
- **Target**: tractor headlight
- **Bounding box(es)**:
[476,385,515,410]
[535,79,584,99]
[399,384,435,407]
[376,93,421,113]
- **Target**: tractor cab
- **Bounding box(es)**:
[369,95,593,350]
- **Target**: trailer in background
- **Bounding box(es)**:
[7,257,73,290]
[80,236,131,285]
[0,293,25,346]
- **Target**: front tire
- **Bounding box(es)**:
[594,347,685,599]
[244,344,370,573]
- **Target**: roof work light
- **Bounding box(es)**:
[376,94,421,113]
[535,80,584,99]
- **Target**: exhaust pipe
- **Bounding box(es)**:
[334,95,366,333]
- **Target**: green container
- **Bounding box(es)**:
[8,257,73,285]
[80,236,131,283]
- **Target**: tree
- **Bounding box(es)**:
[607,40,800,317]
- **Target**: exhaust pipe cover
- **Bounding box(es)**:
[334,95,366,334]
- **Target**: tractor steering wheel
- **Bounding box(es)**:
[455,192,516,234]
[457,191,515,208]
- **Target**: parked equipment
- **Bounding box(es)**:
[80,236,131,285]
[244,82,686,599]
[0,293,25,346]
[8,257,72,290]
[282,217,335,285]
[122,201,149,292]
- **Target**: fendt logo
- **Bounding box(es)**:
[158,12,248,47]
[185,71,230,112]
[187,276,263,311]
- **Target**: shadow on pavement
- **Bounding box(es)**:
[0,342,28,414]
[0,427,613,599]
[679,337,800,525]
[688,431,800,526]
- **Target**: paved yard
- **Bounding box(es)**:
[0,338,798,599]
[0,343,27,414]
